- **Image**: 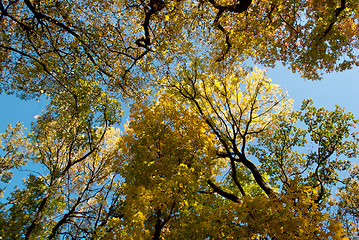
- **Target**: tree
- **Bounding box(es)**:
[1,0,359,98]
[336,165,359,239]
[1,0,359,239]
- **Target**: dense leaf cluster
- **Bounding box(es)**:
[1,0,359,239]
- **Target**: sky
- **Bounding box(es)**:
[0,95,47,133]
[0,64,358,195]
[266,65,359,115]
[1,65,358,134]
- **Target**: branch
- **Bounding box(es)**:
[233,153,275,198]
[315,0,346,45]
[207,0,252,60]
[21,0,132,91]
[174,75,275,198]
[208,0,252,14]
[135,0,165,49]
[207,179,240,203]
[152,201,175,240]
[230,159,246,197]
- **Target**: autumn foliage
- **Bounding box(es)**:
[1,0,359,239]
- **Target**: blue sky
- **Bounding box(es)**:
[0,65,358,195]
[1,65,358,134]
[0,95,47,133]
[266,65,359,115]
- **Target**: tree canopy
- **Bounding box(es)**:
[1,0,359,239]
